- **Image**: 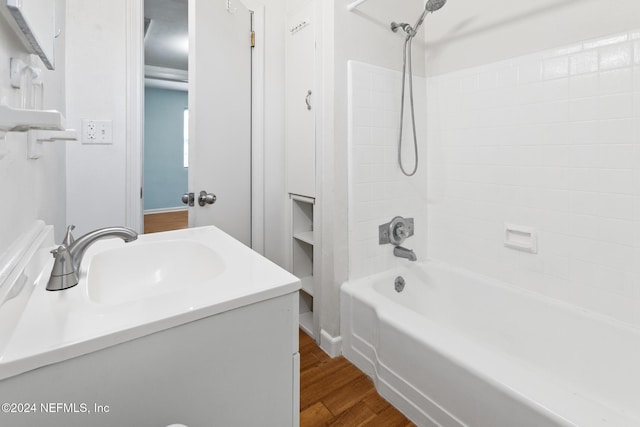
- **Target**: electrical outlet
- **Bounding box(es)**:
[82,119,113,144]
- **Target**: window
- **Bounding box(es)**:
[183,108,189,168]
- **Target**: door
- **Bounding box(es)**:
[285,4,315,197]
[188,0,252,246]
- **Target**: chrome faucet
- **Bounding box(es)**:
[380,216,418,261]
[47,225,138,291]
[393,246,417,261]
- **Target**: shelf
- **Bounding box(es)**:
[0,105,65,132]
[300,276,313,296]
[293,231,314,246]
[299,311,314,337]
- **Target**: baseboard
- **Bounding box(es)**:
[320,329,342,358]
[144,207,188,215]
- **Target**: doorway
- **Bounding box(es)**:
[142,0,190,233]
[139,0,261,248]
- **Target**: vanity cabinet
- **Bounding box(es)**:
[0,293,300,427]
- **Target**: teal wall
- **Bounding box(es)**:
[144,87,188,211]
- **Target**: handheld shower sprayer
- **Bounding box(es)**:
[391,0,447,176]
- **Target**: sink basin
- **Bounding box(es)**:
[85,239,225,304]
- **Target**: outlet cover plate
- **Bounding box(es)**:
[82,119,113,144]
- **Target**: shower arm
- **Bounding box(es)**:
[346,0,370,11]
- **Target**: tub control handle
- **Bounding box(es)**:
[379,216,414,246]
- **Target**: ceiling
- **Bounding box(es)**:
[144,0,188,72]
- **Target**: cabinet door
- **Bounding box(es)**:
[285,4,315,197]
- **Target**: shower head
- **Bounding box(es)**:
[391,0,447,38]
[412,0,447,35]
[425,0,447,13]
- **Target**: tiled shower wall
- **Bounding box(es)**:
[427,30,640,326]
[348,61,428,280]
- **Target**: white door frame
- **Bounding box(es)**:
[125,0,266,255]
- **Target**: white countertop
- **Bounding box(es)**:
[0,226,300,380]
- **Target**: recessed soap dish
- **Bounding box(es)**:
[504,223,537,254]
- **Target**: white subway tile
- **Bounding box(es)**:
[569,73,599,98]
[496,66,518,88]
[370,91,385,109]
[599,68,633,95]
[568,168,600,192]
[353,107,372,127]
[598,169,635,195]
[598,118,636,144]
[597,193,635,219]
[599,43,633,70]
[544,211,570,233]
[518,59,543,84]
[598,217,636,246]
[569,145,601,167]
[570,51,599,75]
[569,97,599,122]
[599,93,634,119]
[353,85,372,107]
[567,213,598,239]
[600,144,635,169]
[370,108,385,129]
[459,74,480,93]
[599,240,635,271]
[568,191,601,216]
[543,56,570,80]
[353,126,372,146]
[544,254,570,280]
[634,66,640,90]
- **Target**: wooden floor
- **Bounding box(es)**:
[144,211,188,234]
[300,330,414,427]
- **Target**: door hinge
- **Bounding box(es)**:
[251,31,255,48]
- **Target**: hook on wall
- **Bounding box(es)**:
[226,0,237,14]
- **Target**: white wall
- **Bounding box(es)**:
[423,0,640,76]
[0,0,66,256]
[65,0,127,236]
[427,29,640,325]
[318,0,425,340]
[63,0,288,267]
[260,0,288,268]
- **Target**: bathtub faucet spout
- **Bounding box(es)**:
[393,246,417,261]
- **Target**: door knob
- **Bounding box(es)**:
[198,191,216,206]
[182,192,194,206]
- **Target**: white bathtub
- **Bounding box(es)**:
[341,261,640,427]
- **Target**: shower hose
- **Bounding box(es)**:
[398,35,419,177]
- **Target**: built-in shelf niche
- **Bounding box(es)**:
[291,194,315,338]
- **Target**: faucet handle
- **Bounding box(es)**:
[62,225,76,246]
[47,245,79,291]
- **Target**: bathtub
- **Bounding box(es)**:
[340,261,640,427]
